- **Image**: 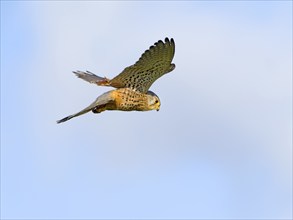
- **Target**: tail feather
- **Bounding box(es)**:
[73,70,110,86]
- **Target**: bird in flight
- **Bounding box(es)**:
[57,37,175,123]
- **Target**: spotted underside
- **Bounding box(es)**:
[113,88,149,111]
[91,88,149,113]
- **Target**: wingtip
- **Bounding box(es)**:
[164,37,175,46]
[56,116,70,124]
[56,119,64,124]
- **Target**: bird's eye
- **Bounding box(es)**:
[155,100,158,104]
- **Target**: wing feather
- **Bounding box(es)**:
[110,38,175,93]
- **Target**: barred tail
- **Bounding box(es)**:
[73,70,110,86]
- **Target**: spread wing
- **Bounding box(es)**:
[109,37,175,93]
[73,38,175,93]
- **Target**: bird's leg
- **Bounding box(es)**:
[92,104,107,114]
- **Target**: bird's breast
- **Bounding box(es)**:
[112,88,148,111]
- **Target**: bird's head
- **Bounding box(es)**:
[146,91,161,111]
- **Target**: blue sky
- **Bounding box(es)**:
[1,1,292,219]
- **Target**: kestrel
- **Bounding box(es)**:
[57,37,175,123]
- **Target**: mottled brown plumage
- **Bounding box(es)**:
[57,38,175,123]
